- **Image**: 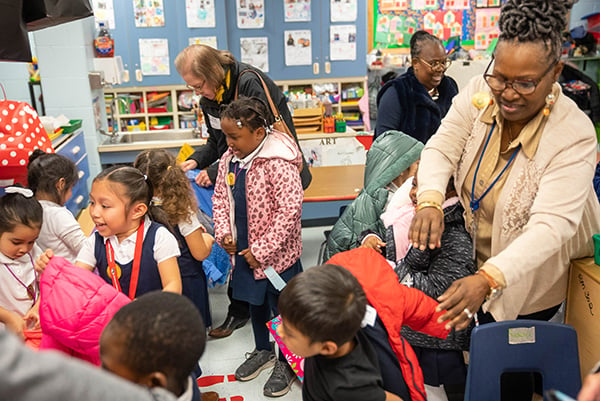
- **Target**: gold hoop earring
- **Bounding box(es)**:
[543,93,555,117]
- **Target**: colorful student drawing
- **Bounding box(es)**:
[240,37,269,72]
[423,10,463,40]
[443,0,469,10]
[139,38,170,76]
[378,0,409,12]
[411,0,438,10]
[331,0,357,22]
[185,0,216,28]
[236,0,264,29]
[133,0,165,27]
[475,7,500,49]
[375,14,417,47]
[92,0,116,29]
[284,0,311,22]
[476,0,500,7]
[188,36,218,48]
[284,30,312,66]
[330,25,356,61]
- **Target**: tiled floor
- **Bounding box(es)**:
[196,227,328,401]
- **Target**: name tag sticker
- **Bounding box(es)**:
[208,114,221,130]
[508,327,536,345]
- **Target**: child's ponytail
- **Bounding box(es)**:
[27,149,79,204]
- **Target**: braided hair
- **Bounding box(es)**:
[410,30,444,60]
[498,0,573,61]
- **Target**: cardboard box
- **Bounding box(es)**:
[566,258,600,379]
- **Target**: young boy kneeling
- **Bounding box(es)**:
[277,264,403,401]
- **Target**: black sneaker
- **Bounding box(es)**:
[263,360,296,397]
[234,349,276,381]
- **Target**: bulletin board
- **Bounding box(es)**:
[372,0,505,49]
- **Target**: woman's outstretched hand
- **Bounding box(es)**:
[409,207,444,250]
[436,274,489,331]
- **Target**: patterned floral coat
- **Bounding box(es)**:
[213,130,303,280]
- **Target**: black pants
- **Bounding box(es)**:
[227,282,250,320]
[477,303,562,401]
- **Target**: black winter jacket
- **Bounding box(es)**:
[187,60,311,188]
[394,201,475,351]
[374,67,458,143]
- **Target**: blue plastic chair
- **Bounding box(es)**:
[465,320,581,401]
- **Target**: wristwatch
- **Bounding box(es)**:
[477,269,503,301]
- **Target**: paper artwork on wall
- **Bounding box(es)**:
[474,7,500,50]
[240,37,269,72]
[330,0,357,22]
[423,10,462,40]
[443,0,469,10]
[189,36,218,48]
[330,25,356,61]
[133,0,165,27]
[236,0,264,29]
[139,38,170,75]
[186,0,216,28]
[379,0,409,12]
[375,14,417,47]
[284,0,311,22]
[476,0,500,7]
[92,0,116,29]
[284,30,312,66]
[411,0,439,11]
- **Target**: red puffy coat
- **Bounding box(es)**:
[328,248,450,401]
[39,256,130,365]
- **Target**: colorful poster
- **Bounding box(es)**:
[139,38,170,75]
[92,0,116,29]
[443,0,469,10]
[331,0,357,22]
[133,0,165,27]
[188,36,218,48]
[185,0,216,28]
[379,0,409,12]
[330,25,356,61]
[240,37,269,72]
[375,13,417,47]
[236,0,264,29]
[475,7,500,50]
[423,10,462,40]
[284,30,312,66]
[284,0,311,22]
[411,0,439,10]
[476,0,500,7]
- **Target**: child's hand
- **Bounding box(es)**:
[361,236,386,253]
[239,248,260,269]
[34,249,54,273]
[222,235,237,255]
[23,301,40,330]
[5,312,26,340]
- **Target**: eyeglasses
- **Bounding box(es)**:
[186,80,205,92]
[483,57,558,96]
[418,57,452,71]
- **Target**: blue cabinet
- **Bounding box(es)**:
[56,130,90,217]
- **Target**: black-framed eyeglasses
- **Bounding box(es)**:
[186,80,205,92]
[483,57,558,96]
[417,57,452,71]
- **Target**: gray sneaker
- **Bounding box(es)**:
[263,360,296,397]
[234,349,276,381]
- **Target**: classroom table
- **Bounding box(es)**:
[302,164,365,227]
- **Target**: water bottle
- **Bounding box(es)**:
[94,22,114,57]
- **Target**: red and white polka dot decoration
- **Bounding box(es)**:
[0,100,54,186]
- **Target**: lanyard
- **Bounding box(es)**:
[470,121,521,214]
[226,162,245,187]
[3,254,38,303]
[105,219,145,299]
[469,122,521,261]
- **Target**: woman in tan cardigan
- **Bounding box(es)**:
[410,0,600,331]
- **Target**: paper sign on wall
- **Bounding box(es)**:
[240,37,269,72]
[139,38,170,75]
[186,0,216,28]
[284,0,311,22]
[331,0,357,22]
[237,0,264,29]
[92,0,116,29]
[474,8,500,50]
[284,30,312,66]
[330,25,357,61]
[189,36,218,48]
[133,0,165,27]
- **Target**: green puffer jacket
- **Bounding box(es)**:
[323,130,424,261]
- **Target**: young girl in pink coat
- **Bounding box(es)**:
[212,97,303,397]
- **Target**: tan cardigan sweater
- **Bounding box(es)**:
[418,75,600,321]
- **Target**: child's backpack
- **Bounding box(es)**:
[0,99,54,190]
